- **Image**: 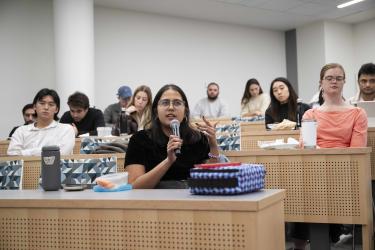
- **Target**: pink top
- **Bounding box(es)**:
[302,107,368,148]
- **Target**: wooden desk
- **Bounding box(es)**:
[0,139,9,156]
[241,130,299,151]
[240,128,375,180]
[0,153,125,190]
[367,128,375,180]
[0,189,286,250]
[240,121,266,132]
[225,148,373,250]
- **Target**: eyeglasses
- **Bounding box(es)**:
[324,76,345,82]
[158,99,185,109]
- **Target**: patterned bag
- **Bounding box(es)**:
[188,163,265,195]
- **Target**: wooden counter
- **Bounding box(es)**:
[0,189,286,250]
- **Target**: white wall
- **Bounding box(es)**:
[297,19,375,103]
[324,22,355,98]
[353,18,375,94]
[296,22,326,102]
[94,7,286,117]
[0,0,55,139]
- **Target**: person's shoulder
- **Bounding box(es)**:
[353,106,367,116]
[129,129,152,146]
[260,93,270,100]
[90,107,104,115]
[303,108,315,116]
[14,123,33,134]
[105,102,119,110]
[301,102,311,111]
[196,98,206,104]
[59,111,72,122]
[56,121,74,131]
[130,129,149,140]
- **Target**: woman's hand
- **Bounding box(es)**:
[195,116,218,147]
[126,105,137,114]
[166,135,183,163]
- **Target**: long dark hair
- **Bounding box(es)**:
[33,88,60,121]
[241,78,263,105]
[269,77,298,122]
[149,84,202,145]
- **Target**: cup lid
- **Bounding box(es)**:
[42,145,60,151]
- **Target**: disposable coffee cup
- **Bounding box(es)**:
[301,119,317,149]
[97,127,105,137]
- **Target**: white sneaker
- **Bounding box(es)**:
[334,233,353,247]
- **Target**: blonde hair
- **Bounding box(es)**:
[320,63,345,81]
[127,85,152,129]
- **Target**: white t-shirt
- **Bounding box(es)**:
[7,120,75,156]
[347,92,375,105]
[240,94,270,116]
[192,98,229,118]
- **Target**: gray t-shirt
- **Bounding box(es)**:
[191,98,229,118]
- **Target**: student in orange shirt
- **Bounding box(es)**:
[293,63,368,250]
[302,63,367,148]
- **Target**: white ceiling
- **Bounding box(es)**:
[94,0,375,30]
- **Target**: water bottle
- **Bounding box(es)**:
[119,107,127,135]
[41,145,61,191]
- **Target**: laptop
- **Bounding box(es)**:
[356,101,375,127]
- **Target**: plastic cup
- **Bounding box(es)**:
[301,119,317,149]
[97,127,105,137]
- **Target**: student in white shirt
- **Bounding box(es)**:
[240,78,270,117]
[7,88,75,156]
[348,62,375,104]
[192,82,229,118]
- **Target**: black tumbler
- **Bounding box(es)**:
[41,146,61,191]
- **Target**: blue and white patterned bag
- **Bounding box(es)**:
[188,163,265,195]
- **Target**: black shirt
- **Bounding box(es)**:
[125,129,210,181]
[265,102,310,128]
[60,108,105,136]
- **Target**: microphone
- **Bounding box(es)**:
[170,119,181,155]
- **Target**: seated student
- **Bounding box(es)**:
[348,62,375,104]
[124,85,152,131]
[293,63,368,250]
[240,78,270,117]
[192,82,229,119]
[8,103,36,138]
[7,88,75,156]
[265,77,310,128]
[60,91,105,136]
[125,84,220,189]
[104,85,132,126]
[265,77,310,129]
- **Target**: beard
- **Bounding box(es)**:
[207,91,218,101]
[207,95,218,101]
